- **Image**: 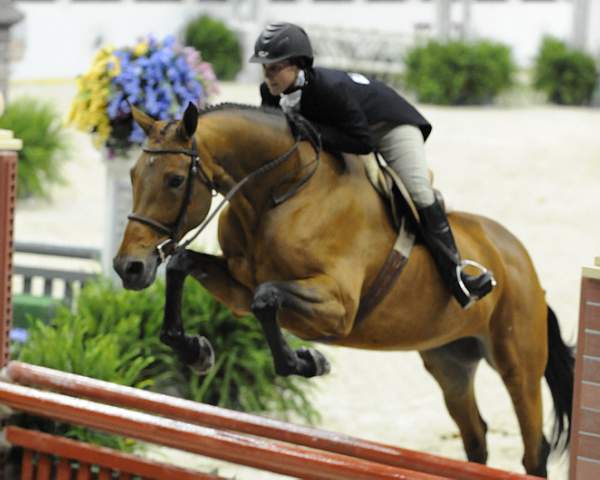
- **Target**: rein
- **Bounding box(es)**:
[128,133,317,263]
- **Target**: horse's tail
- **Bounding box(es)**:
[544,304,575,452]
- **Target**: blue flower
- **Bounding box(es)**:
[10,328,28,343]
[129,123,146,143]
[104,34,218,153]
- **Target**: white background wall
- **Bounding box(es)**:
[9,0,594,81]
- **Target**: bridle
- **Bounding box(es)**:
[127,137,215,262]
[128,134,317,263]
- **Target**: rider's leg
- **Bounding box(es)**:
[375,124,495,308]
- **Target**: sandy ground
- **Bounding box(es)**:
[9,80,600,479]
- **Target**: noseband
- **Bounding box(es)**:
[128,135,314,263]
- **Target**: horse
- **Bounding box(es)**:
[113,102,574,477]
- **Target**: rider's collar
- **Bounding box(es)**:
[282,69,306,95]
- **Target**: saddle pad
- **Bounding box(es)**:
[362,153,421,229]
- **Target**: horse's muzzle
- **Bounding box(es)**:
[113,254,159,290]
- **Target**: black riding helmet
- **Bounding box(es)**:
[249,22,314,68]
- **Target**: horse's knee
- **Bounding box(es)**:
[166,250,195,275]
[252,282,283,315]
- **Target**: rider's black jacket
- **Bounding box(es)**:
[260,66,432,154]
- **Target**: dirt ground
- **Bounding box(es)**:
[10,81,600,479]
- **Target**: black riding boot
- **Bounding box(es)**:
[418,198,496,308]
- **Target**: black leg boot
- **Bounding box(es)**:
[418,198,496,308]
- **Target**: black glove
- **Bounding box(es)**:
[284,111,322,153]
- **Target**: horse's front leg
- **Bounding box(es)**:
[161,250,215,374]
[251,279,351,378]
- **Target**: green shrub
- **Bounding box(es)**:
[533,36,598,105]
[184,15,242,81]
[0,97,70,199]
[16,309,153,450]
[15,278,318,449]
[404,40,515,105]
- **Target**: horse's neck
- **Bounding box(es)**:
[200,111,299,236]
[202,111,293,178]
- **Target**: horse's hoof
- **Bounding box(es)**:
[297,347,331,377]
[188,335,215,375]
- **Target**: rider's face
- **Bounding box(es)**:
[262,61,299,96]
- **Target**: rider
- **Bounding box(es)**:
[250,22,495,308]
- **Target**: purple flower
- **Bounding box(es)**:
[107,34,219,153]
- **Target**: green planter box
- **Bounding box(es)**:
[12,294,62,328]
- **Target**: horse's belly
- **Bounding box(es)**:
[331,280,493,351]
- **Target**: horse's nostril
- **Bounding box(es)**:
[126,260,144,276]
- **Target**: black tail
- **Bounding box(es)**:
[544,305,575,452]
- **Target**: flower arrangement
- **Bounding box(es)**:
[68,35,219,157]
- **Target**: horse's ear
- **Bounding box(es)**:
[179,102,199,139]
[130,105,155,135]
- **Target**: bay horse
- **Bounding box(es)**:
[113,102,573,477]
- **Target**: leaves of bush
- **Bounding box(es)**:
[184,15,242,81]
[404,40,515,105]
[0,97,70,199]
[533,36,598,105]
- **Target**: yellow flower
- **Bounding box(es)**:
[133,40,149,57]
[67,43,120,146]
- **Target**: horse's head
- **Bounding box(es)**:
[113,103,214,290]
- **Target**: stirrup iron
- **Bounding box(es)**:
[455,260,497,309]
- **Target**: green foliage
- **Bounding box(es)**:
[16,303,153,451]
[15,278,319,450]
[184,15,242,81]
[533,36,598,105]
[404,40,515,105]
[0,97,70,199]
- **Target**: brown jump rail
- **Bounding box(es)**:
[5,361,541,480]
[5,426,222,480]
[0,380,447,480]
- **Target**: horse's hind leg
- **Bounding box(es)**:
[491,324,549,476]
[420,338,488,464]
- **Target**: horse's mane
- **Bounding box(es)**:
[198,102,284,120]
[198,102,289,134]
[199,102,284,119]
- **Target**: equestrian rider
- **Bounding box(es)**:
[250,22,495,308]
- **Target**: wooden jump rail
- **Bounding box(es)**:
[0,378,446,480]
[5,426,222,480]
[4,361,542,480]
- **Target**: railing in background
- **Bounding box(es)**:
[12,242,101,307]
[306,25,413,82]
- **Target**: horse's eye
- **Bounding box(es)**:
[167,174,185,189]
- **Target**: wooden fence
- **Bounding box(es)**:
[569,258,600,479]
